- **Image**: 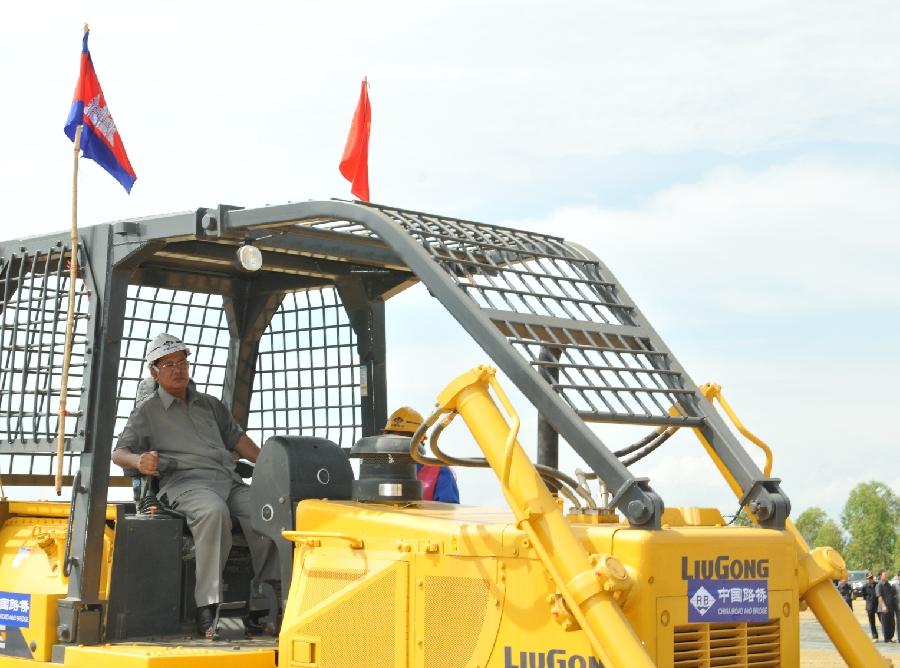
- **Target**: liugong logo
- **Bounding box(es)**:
[681,555,770,580]
[504,647,602,668]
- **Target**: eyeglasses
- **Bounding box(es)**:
[155,359,190,371]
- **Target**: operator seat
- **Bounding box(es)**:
[250,435,354,618]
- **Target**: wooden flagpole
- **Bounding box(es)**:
[56,24,88,495]
[55,125,81,495]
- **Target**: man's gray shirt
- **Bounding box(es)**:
[116,385,244,502]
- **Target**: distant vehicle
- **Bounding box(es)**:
[848,570,868,599]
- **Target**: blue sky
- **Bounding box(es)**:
[2,1,898,521]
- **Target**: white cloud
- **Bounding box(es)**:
[508,160,900,317]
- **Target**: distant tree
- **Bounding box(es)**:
[730,509,752,526]
[813,519,846,553]
[841,482,899,571]
[795,507,827,546]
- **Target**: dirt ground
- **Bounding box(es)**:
[800,601,898,667]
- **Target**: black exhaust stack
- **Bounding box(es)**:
[350,434,422,503]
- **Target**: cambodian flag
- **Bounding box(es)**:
[64,30,136,193]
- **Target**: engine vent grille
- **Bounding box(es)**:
[673,620,780,667]
[298,565,367,613]
[423,576,491,668]
[295,568,397,668]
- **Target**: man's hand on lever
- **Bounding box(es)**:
[137,450,159,476]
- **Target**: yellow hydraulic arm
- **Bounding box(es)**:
[697,383,892,668]
[421,365,654,668]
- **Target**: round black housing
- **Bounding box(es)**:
[350,434,423,503]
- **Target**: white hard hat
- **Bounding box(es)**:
[145,333,191,365]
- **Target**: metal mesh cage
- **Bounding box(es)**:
[301,204,701,428]
[114,286,231,443]
[248,287,362,448]
[0,246,89,480]
[112,285,362,456]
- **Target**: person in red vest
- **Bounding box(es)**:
[384,407,460,503]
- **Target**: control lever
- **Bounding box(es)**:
[138,475,159,515]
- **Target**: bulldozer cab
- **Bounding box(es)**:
[0,199,881,667]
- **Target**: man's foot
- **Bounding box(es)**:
[197,604,216,639]
[244,610,274,637]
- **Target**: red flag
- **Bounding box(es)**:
[339,79,371,201]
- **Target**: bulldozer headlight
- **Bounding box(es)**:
[235,244,263,272]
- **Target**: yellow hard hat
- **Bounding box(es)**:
[384,406,424,435]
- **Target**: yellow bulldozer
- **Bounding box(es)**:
[0,200,889,667]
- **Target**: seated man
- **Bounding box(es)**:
[384,407,460,503]
[112,333,273,638]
